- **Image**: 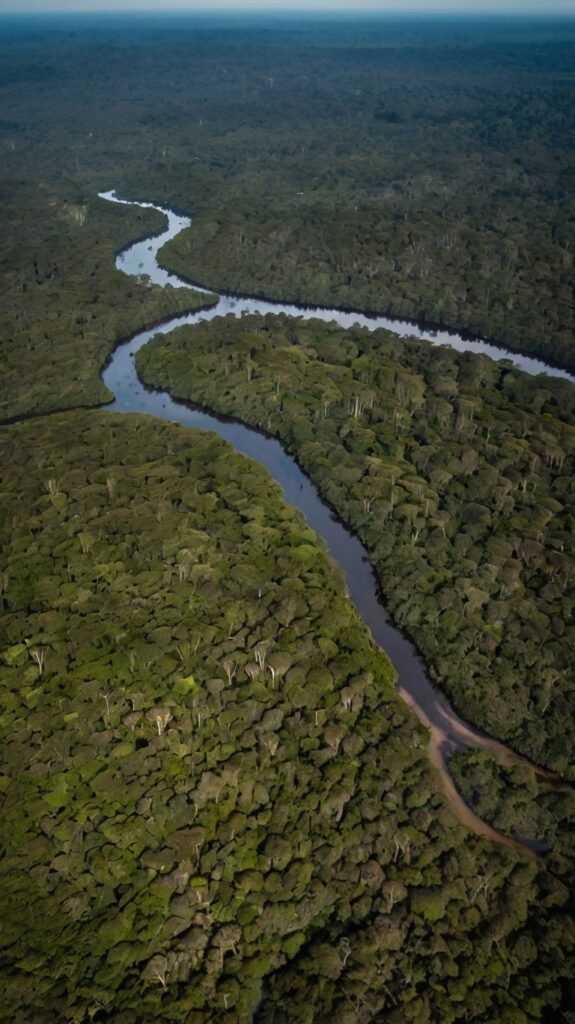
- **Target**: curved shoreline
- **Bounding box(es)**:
[99,189,575,385]
[156,253,575,383]
[95,189,569,854]
[138,377,560,786]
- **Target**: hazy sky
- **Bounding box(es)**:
[1,0,574,12]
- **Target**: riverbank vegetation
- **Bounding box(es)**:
[136,315,575,779]
[0,412,573,1022]
[451,751,575,874]
[0,181,215,421]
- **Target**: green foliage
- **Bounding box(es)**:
[2,15,575,1022]
[0,182,215,420]
[0,17,574,386]
[1,412,573,1021]
[451,750,575,871]
[137,314,575,775]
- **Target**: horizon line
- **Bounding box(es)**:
[1,6,575,15]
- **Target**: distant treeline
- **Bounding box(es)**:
[0,15,574,393]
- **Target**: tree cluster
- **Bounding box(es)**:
[1,412,572,1021]
[137,314,575,780]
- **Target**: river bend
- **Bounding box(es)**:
[99,189,565,855]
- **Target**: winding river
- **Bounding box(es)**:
[99,190,568,856]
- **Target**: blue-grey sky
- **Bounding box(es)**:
[1,0,574,12]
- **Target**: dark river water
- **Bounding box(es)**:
[99,190,566,855]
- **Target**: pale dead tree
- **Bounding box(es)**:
[244,662,260,684]
[223,994,230,1010]
[323,400,330,418]
[541,670,560,714]
[324,722,346,757]
[143,955,169,990]
[122,711,140,731]
[393,410,405,435]
[30,648,45,674]
[254,642,269,671]
[78,532,94,555]
[106,477,116,501]
[472,875,492,903]
[267,652,291,687]
[363,497,373,515]
[154,497,172,523]
[349,395,365,419]
[177,563,190,582]
[221,763,241,788]
[45,478,60,495]
[381,880,407,914]
[339,937,351,968]
[393,831,411,864]
[223,660,237,686]
[433,509,450,539]
[127,692,145,712]
[193,885,210,905]
[213,924,241,960]
[193,702,210,728]
[260,735,279,757]
[342,990,377,1022]
[226,612,239,640]
[146,706,172,736]
[176,641,191,664]
[341,688,353,712]
[102,691,113,718]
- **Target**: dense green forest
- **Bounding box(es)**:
[136,314,575,778]
[0,185,215,421]
[1,13,575,1022]
[450,751,575,869]
[1,15,574,373]
[0,412,573,1022]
